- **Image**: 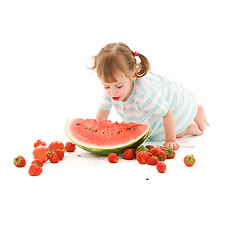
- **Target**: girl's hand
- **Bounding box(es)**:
[163,141,180,150]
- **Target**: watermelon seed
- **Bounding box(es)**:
[127,127,131,130]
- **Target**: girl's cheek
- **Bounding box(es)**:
[104,89,110,97]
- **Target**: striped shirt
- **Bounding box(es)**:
[99,72,197,141]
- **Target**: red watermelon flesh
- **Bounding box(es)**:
[65,118,152,155]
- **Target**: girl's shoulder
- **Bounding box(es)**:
[134,72,162,93]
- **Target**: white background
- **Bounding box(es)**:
[1,0,238,239]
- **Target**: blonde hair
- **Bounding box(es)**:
[90,42,150,82]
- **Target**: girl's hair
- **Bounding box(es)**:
[90,42,150,82]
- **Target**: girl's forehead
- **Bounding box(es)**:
[101,80,125,86]
[100,71,130,85]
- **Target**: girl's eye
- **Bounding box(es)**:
[116,85,123,89]
[104,86,110,89]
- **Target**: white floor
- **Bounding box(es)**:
[1,104,238,240]
[1,1,238,239]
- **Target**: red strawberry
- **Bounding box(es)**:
[135,145,148,154]
[31,159,43,167]
[147,151,153,157]
[34,139,46,148]
[55,149,64,160]
[136,151,149,164]
[159,146,166,151]
[123,149,135,160]
[156,161,166,173]
[48,141,65,153]
[147,156,159,165]
[28,164,43,176]
[150,148,167,161]
[164,147,176,159]
[150,147,161,156]
[13,156,26,167]
[145,145,155,150]
[184,155,195,167]
[49,152,60,163]
[65,142,76,152]
[33,146,49,163]
[108,153,118,163]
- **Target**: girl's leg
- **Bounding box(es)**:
[193,105,209,131]
[176,122,203,138]
[176,105,209,138]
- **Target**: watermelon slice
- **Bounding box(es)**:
[65,118,152,155]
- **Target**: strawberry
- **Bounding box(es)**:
[48,141,65,153]
[108,153,119,163]
[147,156,159,165]
[33,146,50,163]
[13,156,26,167]
[147,151,153,157]
[55,149,64,160]
[164,147,175,159]
[34,139,46,148]
[49,152,60,163]
[158,146,166,151]
[28,164,43,176]
[184,155,195,167]
[145,145,155,150]
[65,142,76,152]
[123,148,135,160]
[31,159,43,167]
[150,148,167,161]
[135,145,148,154]
[156,161,166,173]
[136,151,149,164]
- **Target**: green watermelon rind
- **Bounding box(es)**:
[65,119,152,156]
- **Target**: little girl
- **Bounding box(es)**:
[91,42,209,150]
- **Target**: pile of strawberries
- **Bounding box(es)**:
[13,139,76,176]
[108,145,195,173]
[14,141,196,176]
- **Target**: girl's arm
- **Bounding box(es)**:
[96,108,111,122]
[162,109,180,150]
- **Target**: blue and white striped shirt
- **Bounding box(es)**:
[99,72,197,141]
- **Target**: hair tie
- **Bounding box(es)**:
[133,51,139,57]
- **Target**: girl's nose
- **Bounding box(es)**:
[110,87,118,96]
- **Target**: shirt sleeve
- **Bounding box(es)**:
[139,90,169,117]
[99,90,113,110]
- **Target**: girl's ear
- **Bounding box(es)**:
[131,68,138,81]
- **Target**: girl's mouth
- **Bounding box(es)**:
[112,97,120,101]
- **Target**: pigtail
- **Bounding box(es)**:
[135,53,151,78]
[88,55,97,70]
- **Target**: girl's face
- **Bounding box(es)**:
[101,71,136,102]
